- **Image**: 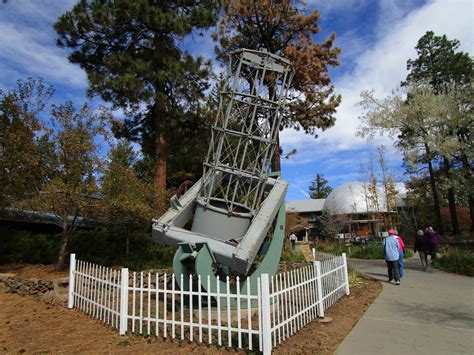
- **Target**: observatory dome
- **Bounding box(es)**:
[322,182,388,215]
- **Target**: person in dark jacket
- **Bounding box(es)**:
[414,229,430,271]
[426,227,439,262]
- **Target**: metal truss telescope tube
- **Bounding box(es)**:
[199,50,294,215]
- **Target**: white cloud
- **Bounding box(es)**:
[281,0,473,176]
[308,0,371,15]
[0,1,86,89]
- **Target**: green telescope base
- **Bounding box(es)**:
[172,201,286,309]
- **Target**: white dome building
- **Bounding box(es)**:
[323,182,388,216]
[286,182,405,241]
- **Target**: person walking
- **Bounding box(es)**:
[395,232,406,278]
[289,232,297,250]
[426,227,439,262]
[383,230,401,285]
[414,229,430,271]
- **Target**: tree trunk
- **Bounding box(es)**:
[154,98,167,212]
[460,153,474,232]
[443,157,460,235]
[425,143,444,234]
[56,217,70,271]
[125,235,129,257]
[271,133,282,173]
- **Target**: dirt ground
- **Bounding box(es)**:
[0,264,68,280]
[0,268,381,354]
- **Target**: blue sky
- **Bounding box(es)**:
[1,0,472,200]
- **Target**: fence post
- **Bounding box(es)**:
[315,260,324,318]
[119,268,129,335]
[68,253,76,309]
[260,274,272,355]
[342,253,350,295]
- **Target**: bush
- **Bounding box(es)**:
[433,247,474,277]
[0,226,175,270]
[0,226,60,264]
[69,228,175,270]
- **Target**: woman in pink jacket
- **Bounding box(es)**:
[394,231,405,278]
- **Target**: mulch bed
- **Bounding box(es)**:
[0,266,381,354]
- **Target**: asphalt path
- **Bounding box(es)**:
[336,255,474,355]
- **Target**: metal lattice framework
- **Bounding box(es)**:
[199,50,294,214]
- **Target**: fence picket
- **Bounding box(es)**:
[171,274,175,339]
[282,272,288,340]
[180,273,184,340]
[189,274,193,342]
[247,277,252,350]
[139,272,143,334]
[257,277,262,352]
[132,272,136,333]
[236,276,241,348]
[116,270,121,327]
[164,273,168,338]
[198,275,203,343]
[217,275,222,346]
[271,275,276,347]
[156,273,159,336]
[226,276,231,347]
[147,272,151,335]
[276,273,282,344]
[207,275,211,344]
[111,269,116,328]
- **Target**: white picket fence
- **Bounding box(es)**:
[68,250,349,354]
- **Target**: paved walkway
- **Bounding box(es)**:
[337,255,474,355]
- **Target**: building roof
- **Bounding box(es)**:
[0,207,99,228]
[286,199,325,213]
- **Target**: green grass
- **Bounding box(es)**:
[348,268,365,288]
[432,246,474,277]
[280,242,306,263]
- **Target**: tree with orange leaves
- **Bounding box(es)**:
[214,0,341,171]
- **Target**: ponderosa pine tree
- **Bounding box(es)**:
[55,0,219,210]
[214,0,341,172]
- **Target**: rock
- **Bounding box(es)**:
[53,277,69,304]
[0,273,16,281]
[39,290,55,303]
[317,316,333,323]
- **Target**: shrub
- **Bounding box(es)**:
[433,247,474,277]
[0,226,60,264]
[0,226,175,269]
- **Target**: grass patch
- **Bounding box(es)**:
[317,240,413,260]
[432,247,474,277]
[348,268,365,288]
[280,242,306,263]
